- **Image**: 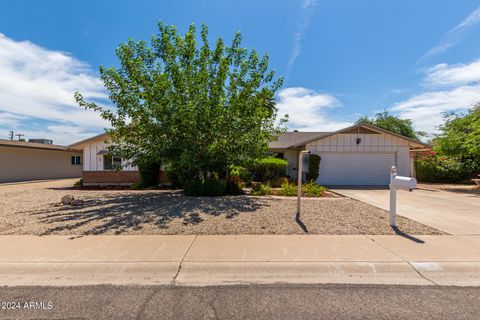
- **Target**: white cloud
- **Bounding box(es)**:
[423,60,480,87]
[0,33,109,145]
[0,112,27,127]
[287,0,316,73]
[390,59,480,134]
[450,6,480,33]
[391,84,480,133]
[417,5,480,65]
[276,87,351,131]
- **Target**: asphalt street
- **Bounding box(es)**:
[1,284,479,319]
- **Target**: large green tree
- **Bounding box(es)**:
[435,105,480,158]
[75,22,285,185]
[356,110,425,140]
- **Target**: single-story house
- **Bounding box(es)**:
[270,123,430,186]
[0,139,82,183]
[68,123,430,187]
[68,134,169,186]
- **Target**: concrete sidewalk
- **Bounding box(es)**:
[1,235,479,287]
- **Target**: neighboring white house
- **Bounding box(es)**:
[69,123,430,186]
[269,123,430,186]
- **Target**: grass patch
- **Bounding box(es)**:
[279,182,297,196]
[251,183,272,196]
[302,182,326,197]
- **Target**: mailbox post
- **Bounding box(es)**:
[297,150,311,215]
[389,166,398,227]
[389,166,417,227]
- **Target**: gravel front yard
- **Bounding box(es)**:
[0,179,445,235]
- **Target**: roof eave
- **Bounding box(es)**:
[0,144,74,152]
[67,133,108,150]
[296,123,431,149]
[269,145,305,150]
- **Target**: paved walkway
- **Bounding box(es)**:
[1,235,480,287]
[332,188,480,235]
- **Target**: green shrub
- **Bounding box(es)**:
[279,182,297,196]
[138,160,161,187]
[306,154,321,182]
[251,183,272,196]
[226,176,244,195]
[130,182,144,190]
[267,176,290,188]
[163,162,200,189]
[302,182,326,197]
[164,167,181,188]
[249,158,288,183]
[184,178,227,196]
[415,152,479,183]
[229,165,253,186]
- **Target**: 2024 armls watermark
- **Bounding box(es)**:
[1,301,53,310]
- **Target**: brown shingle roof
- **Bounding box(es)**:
[67,133,107,150]
[66,124,431,152]
[0,139,69,151]
[269,132,331,149]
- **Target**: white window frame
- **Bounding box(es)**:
[103,155,122,171]
[71,155,81,165]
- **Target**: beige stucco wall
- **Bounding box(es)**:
[0,146,82,183]
[282,149,300,178]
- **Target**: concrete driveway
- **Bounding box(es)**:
[331,187,480,235]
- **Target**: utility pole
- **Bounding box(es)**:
[9,131,14,140]
[15,133,25,141]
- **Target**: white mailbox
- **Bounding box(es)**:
[391,175,417,190]
[389,166,417,227]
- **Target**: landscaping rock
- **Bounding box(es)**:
[61,195,74,205]
[70,199,84,206]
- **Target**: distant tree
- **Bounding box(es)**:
[75,22,286,187]
[435,105,480,159]
[356,110,425,140]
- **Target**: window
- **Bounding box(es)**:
[71,156,81,165]
[103,155,122,170]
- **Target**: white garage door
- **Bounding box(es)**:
[316,153,395,186]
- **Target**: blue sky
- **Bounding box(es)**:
[1,0,480,144]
